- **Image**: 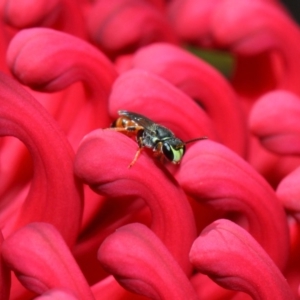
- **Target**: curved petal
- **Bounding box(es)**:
[168,0,299,98]
[86,0,176,58]
[2,0,86,37]
[74,129,196,274]
[167,0,222,46]
[250,90,300,155]
[277,166,300,215]
[1,223,94,299]
[7,27,118,139]
[211,0,300,96]
[210,0,290,53]
[0,72,83,245]
[167,0,282,46]
[7,27,116,95]
[190,219,293,300]
[129,43,247,156]
[98,223,198,300]
[3,0,60,28]
[176,140,289,270]
[109,69,216,141]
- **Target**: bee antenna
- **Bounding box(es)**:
[184,136,208,145]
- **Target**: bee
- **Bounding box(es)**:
[111,110,207,167]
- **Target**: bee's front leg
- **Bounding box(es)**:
[107,125,145,168]
[128,147,144,168]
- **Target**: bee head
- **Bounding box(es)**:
[162,136,207,164]
[161,139,185,164]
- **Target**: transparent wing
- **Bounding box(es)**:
[118,110,157,133]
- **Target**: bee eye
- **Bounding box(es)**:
[162,142,185,163]
[162,142,174,161]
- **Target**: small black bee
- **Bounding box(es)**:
[111,110,207,167]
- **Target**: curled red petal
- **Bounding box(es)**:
[109,69,216,141]
[190,219,293,300]
[129,43,247,156]
[98,223,198,300]
[3,0,86,37]
[1,223,94,299]
[7,27,117,130]
[176,140,289,270]
[3,0,60,28]
[277,166,300,215]
[211,0,300,95]
[210,0,289,54]
[250,90,300,155]
[169,0,299,98]
[167,0,220,46]
[74,129,196,274]
[7,28,117,95]
[0,72,83,245]
[87,0,176,58]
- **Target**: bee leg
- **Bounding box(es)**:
[128,147,143,168]
[152,142,165,163]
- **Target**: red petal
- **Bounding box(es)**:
[2,223,94,299]
[190,219,293,299]
[0,72,83,245]
[176,140,289,270]
[250,90,300,155]
[98,223,198,299]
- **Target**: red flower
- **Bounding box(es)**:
[0,0,299,299]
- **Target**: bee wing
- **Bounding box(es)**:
[118,110,157,133]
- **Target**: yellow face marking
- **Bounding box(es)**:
[171,146,184,163]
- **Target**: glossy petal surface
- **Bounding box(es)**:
[0,72,82,245]
[190,219,293,300]
[250,91,300,155]
[2,223,94,299]
[98,223,198,300]
[176,140,289,270]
